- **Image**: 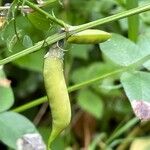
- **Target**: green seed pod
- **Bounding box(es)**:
[67,29,111,44]
[43,44,71,149]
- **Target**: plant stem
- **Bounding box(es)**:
[88,133,106,150]
[0,32,66,65]
[106,117,139,145]
[1,4,150,65]
[116,121,150,150]
[12,68,124,113]
[12,96,47,112]
[73,3,150,33]
[126,0,139,42]
[18,0,67,27]
[11,52,150,113]
[68,68,124,92]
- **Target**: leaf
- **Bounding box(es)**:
[6,30,22,51]
[0,111,38,149]
[100,33,142,66]
[0,67,14,112]
[138,34,150,70]
[26,0,58,31]
[120,71,150,121]
[27,11,52,31]
[13,49,44,72]
[143,60,150,70]
[77,89,104,119]
[71,62,115,84]
[22,35,33,48]
[138,34,150,57]
[70,44,92,59]
[1,18,24,52]
[120,71,150,102]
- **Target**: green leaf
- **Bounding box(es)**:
[0,111,38,149]
[70,44,92,59]
[77,89,104,119]
[27,11,52,31]
[23,35,33,48]
[0,67,14,112]
[13,49,44,72]
[143,60,150,70]
[138,34,150,57]
[137,34,150,70]
[100,33,142,66]
[120,71,150,102]
[71,62,115,84]
[6,30,22,51]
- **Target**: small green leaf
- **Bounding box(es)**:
[0,111,38,149]
[23,35,33,48]
[77,89,104,119]
[0,67,14,112]
[7,31,22,51]
[27,11,52,31]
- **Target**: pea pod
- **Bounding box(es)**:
[43,44,71,149]
[67,29,111,44]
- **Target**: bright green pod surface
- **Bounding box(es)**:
[43,44,71,149]
[67,29,111,44]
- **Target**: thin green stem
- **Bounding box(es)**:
[11,52,150,113]
[73,4,150,33]
[1,4,150,65]
[0,32,66,65]
[12,96,47,112]
[109,138,134,148]
[18,0,67,27]
[126,0,139,42]
[12,68,124,113]
[88,133,106,150]
[106,117,139,145]
[68,68,124,92]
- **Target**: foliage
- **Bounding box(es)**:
[0,0,150,149]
